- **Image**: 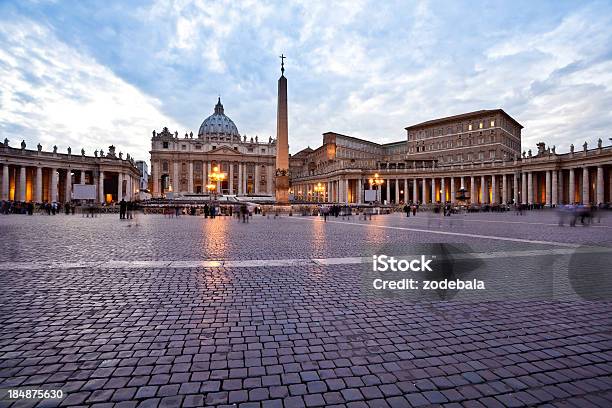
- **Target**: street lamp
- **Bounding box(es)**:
[208,166,226,201]
[369,173,384,203]
[313,182,325,202]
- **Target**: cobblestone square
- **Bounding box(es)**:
[1,211,611,407]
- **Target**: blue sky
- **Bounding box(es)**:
[1,0,611,163]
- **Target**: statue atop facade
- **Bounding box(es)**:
[119,152,123,159]
[53,145,57,153]
[81,148,85,156]
[583,141,588,152]
[250,137,253,143]
[21,140,26,149]
[94,150,98,158]
[536,142,545,155]
[37,143,42,152]
[3,138,8,146]
[269,136,272,144]
[243,135,246,142]
[190,131,193,138]
[126,153,130,160]
[174,131,178,138]
[552,145,556,154]
[522,151,526,158]
[570,144,574,153]
[598,138,602,148]
[108,145,116,158]
[152,130,156,138]
[528,149,532,157]
[185,132,188,138]
[67,146,71,155]
[255,135,258,143]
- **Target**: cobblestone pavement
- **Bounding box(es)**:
[0,211,611,407]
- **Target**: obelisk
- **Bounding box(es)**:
[275,54,290,204]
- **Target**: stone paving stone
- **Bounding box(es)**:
[0,213,611,407]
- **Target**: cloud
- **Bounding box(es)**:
[0,17,185,161]
[1,0,611,163]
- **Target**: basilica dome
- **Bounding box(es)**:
[198,98,240,140]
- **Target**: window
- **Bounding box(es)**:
[490,120,495,127]
[182,145,186,150]
[162,161,168,171]
[490,150,495,159]
[195,144,201,150]
[163,141,169,149]
[478,152,484,160]
[212,146,216,150]
[479,122,483,129]
[262,149,266,153]
[457,154,462,162]
[234,147,238,151]
[468,124,473,131]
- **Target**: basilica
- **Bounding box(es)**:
[149,98,277,198]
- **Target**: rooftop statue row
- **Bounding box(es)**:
[152,127,276,144]
[2,139,137,165]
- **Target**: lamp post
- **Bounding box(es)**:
[368,173,384,203]
[208,166,226,201]
[313,182,325,202]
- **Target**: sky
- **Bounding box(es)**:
[1,0,611,164]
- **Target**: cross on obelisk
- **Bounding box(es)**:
[279,54,286,75]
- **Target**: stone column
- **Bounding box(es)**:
[253,164,259,195]
[19,166,27,202]
[527,172,533,204]
[569,168,575,204]
[50,168,58,203]
[394,178,400,204]
[413,178,418,203]
[403,179,408,203]
[98,171,105,203]
[422,177,427,204]
[596,166,604,205]
[545,170,552,207]
[80,170,86,184]
[386,179,390,204]
[450,177,456,204]
[552,170,558,206]
[513,173,519,205]
[558,170,564,204]
[346,179,350,203]
[470,176,475,204]
[521,173,527,204]
[357,179,362,204]
[188,161,194,193]
[1,165,8,201]
[64,169,71,203]
[490,175,496,204]
[117,173,123,201]
[441,178,446,204]
[431,177,436,203]
[460,176,465,190]
[480,175,487,204]
[35,167,42,202]
[582,167,590,204]
[173,161,179,193]
[502,174,507,204]
[228,163,234,195]
[237,163,243,195]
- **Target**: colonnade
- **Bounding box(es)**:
[0,164,137,204]
[292,164,610,206]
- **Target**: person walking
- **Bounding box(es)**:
[119,198,126,219]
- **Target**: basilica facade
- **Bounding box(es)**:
[149,98,277,198]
